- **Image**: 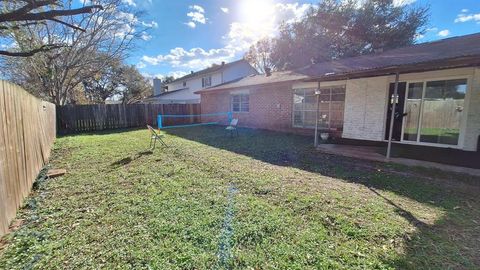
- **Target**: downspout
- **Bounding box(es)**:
[386,71,400,160]
[314,81,321,147]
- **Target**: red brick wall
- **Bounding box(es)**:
[200,82,314,135]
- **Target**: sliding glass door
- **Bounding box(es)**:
[402,78,467,146]
[403,83,423,141]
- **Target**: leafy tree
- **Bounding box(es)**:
[119,65,152,104]
[81,59,151,104]
[244,38,277,73]
[82,57,124,103]
[271,0,429,70]
[161,76,175,84]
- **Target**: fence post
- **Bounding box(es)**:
[157,114,163,129]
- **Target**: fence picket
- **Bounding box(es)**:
[57,103,201,133]
[0,81,55,237]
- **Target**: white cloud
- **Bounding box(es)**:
[122,0,136,7]
[353,0,415,7]
[141,72,189,85]
[140,32,152,41]
[221,7,229,13]
[186,5,207,28]
[136,62,147,69]
[224,3,313,51]
[117,11,138,23]
[454,12,480,23]
[414,33,424,40]
[142,21,158,28]
[168,71,189,79]
[190,5,204,13]
[392,0,416,6]
[185,21,196,28]
[438,29,450,37]
[141,47,235,70]
[110,11,158,40]
[461,9,469,13]
[141,2,313,72]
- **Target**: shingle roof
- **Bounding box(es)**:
[195,71,308,93]
[169,59,254,84]
[195,33,480,94]
[299,32,480,79]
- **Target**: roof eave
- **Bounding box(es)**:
[195,77,307,94]
[302,55,480,82]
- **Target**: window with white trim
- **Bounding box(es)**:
[293,86,345,129]
[231,94,249,112]
[202,76,212,88]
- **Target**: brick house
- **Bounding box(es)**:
[195,33,480,165]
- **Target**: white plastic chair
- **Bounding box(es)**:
[225,118,239,137]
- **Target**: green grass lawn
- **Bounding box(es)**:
[1,126,479,269]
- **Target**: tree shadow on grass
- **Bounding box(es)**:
[165,125,480,269]
[58,127,146,138]
[110,150,153,168]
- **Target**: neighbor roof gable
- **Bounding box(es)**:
[169,59,255,84]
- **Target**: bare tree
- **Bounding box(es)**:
[244,38,276,74]
[1,0,148,105]
[0,0,103,57]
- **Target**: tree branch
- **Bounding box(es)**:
[48,18,85,32]
[0,21,46,30]
[0,44,63,57]
[0,5,103,23]
[1,0,58,21]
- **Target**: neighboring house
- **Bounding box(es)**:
[196,33,480,167]
[143,59,258,104]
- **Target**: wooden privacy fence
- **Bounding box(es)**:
[57,103,201,133]
[0,80,56,237]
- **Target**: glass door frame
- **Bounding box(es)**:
[398,75,471,149]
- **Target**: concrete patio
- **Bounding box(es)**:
[317,144,480,177]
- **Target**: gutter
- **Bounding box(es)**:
[302,55,480,82]
[194,77,307,95]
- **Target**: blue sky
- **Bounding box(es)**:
[126,0,480,79]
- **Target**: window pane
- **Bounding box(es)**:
[318,111,329,128]
[232,95,240,102]
[319,94,330,102]
[292,86,345,130]
[241,94,249,102]
[331,94,345,101]
[241,103,249,112]
[293,111,303,126]
[304,88,316,96]
[303,111,316,128]
[232,103,240,112]
[293,93,304,103]
[420,79,466,145]
[304,95,317,110]
[318,88,330,95]
[403,82,423,141]
[331,87,345,95]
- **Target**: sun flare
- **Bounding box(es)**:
[239,0,275,25]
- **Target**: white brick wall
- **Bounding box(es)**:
[342,76,388,141]
[463,68,480,151]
